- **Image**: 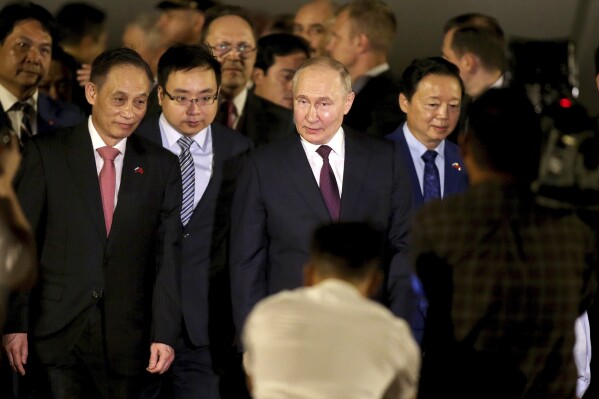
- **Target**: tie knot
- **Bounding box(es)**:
[11,101,32,113]
[316,145,333,160]
[97,146,120,161]
[422,150,437,164]
[177,136,194,151]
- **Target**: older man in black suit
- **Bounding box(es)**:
[3,48,182,399]
[230,56,414,339]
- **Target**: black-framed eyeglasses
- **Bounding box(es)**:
[210,42,256,58]
[162,88,218,107]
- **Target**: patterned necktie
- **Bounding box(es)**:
[422,150,441,202]
[218,100,237,129]
[10,102,33,145]
[97,146,121,236]
[316,145,341,220]
[178,136,195,226]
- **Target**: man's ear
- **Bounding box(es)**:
[157,85,164,107]
[84,81,96,105]
[399,93,409,113]
[355,32,370,54]
[461,52,479,75]
[252,68,266,85]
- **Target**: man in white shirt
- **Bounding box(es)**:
[243,222,420,399]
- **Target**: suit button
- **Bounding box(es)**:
[183,233,190,239]
[92,290,103,299]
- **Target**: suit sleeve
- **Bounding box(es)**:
[4,141,47,333]
[229,155,268,338]
[152,155,183,346]
[386,145,421,326]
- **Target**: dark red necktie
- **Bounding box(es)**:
[316,145,340,220]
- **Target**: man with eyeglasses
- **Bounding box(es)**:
[202,5,295,147]
[137,44,252,399]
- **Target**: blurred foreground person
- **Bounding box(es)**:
[243,222,420,399]
[414,89,597,399]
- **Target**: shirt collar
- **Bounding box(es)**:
[403,123,445,160]
[365,63,390,77]
[232,88,248,117]
[88,115,127,154]
[300,126,345,159]
[0,84,38,113]
[159,112,211,152]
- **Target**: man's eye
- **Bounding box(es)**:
[175,96,188,103]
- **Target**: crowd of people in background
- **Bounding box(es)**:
[0,1,597,399]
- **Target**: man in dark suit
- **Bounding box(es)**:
[387,58,468,208]
[2,48,182,398]
[230,56,414,339]
[202,5,295,147]
[0,3,85,146]
[137,44,252,399]
[326,0,403,137]
[386,57,468,344]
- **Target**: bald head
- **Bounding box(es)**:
[293,0,335,57]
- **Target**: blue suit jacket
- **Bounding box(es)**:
[386,124,468,209]
[386,124,468,344]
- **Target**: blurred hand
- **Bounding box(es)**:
[76,64,92,87]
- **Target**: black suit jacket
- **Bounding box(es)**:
[230,129,414,333]
[137,117,253,354]
[6,123,182,375]
[235,91,296,147]
[344,71,404,137]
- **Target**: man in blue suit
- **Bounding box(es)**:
[386,57,468,343]
[387,57,468,208]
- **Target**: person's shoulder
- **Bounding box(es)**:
[128,132,177,163]
[212,122,253,148]
[345,127,393,148]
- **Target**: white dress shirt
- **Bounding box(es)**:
[243,279,420,399]
[300,127,345,196]
[403,124,446,196]
[574,311,591,398]
[0,83,38,137]
[89,116,126,208]
[158,113,213,210]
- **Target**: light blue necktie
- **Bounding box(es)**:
[422,150,441,202]
[177,136,195,226]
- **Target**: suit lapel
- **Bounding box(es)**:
[339,131,369,218]
[282,136,330,219]
[443,143,465,196]
[66,124,106,240]
[110,135,145,240]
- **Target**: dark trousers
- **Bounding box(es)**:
[141,328,220,399]
[42,304,144,399]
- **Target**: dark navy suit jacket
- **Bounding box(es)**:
[386,123,468,344]
[137,116,253,364]
[386,124,468,208]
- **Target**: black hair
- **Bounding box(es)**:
[465,88,542,185]
[0,2,57,44]
[255,33,310,73]
[157,44,222,89]
[90,48,153,88]
[400,56,464,101]
[56,2,105,46]
[310,222,383,281]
